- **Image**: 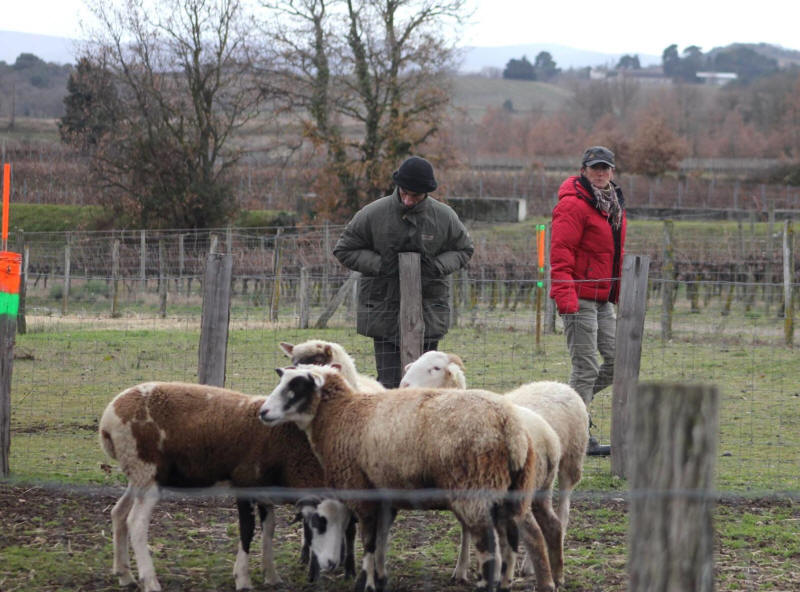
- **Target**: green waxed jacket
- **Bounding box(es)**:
[333,189,474,341]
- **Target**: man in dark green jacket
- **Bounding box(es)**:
[333,156,474,388]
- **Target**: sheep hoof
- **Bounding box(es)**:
[376,575,387,592]
[354,570,367,592]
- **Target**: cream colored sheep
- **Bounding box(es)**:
[259,364,560,592]
[401,351,589,541]
[400,351,567,584]
[279,339,384,392]
[98,381,354,592]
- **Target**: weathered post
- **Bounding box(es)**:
[545,223,556,334]
[178,233,185,296]
[784,220,794,347]
[16,231,26,334]
[139,229,147,293]
[270,229,283,322]
[298,266,310,329]
[316,271,359,329]
[111,237,121,318]
[198,248,233,387]
[62,232,71,316]
[628,382,719,592]
[0,251,21,476]
[398,252,423,371]
[611,254,650,478]
[661,220,674,341]
[158,236,167,318]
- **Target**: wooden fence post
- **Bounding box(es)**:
[62,233,71,316]
[16,231,27,335]
[270,229,283,322]
[611,253,650,478]
[399,252,423,371]
[139,229,147,293]
[178,234,185,296]
[784,220,794,346]
[158,236,167,318]
[0,251,22,477]
[545,223,556,334]
[298,266,310,329]
[111,237,120,318]
[198,251,233,387]
[628,382,718,592]
[661,221,674,341]
[316,271,359,329]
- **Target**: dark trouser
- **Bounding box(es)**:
[373,338,439,389]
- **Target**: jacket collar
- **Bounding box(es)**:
[391,187,430,214]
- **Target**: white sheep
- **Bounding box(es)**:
[401,351,589,542]
[295,496,358,580]
[259,364,561,592]
[279,339,385,392]
[399,351,566,583]
[98,381,354,592]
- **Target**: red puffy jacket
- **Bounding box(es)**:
[549,175,627,314]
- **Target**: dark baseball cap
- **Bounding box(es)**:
[582,146,615,168]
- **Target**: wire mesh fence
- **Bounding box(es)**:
[2,222,799,591]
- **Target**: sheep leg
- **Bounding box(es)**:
[233,499,255,591]
[258,503,281,584]
[110,484,135,586]
[452,517,471,582]
[344,511,357,579]
[532,498,564,587]
[556,475,575,541]
[518,510,555,592]
[494,516,519,592]
[354,506,380,592]
[127,484,161,592]
[466,519,499,592]
[373,503,395,591]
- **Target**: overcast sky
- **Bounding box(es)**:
[4,0,800,56]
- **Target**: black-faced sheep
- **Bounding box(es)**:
[98,381,354,592]
[279,339,384,392]
[295,496,358,581]
[401,350,589,542]
[259,364,559,592]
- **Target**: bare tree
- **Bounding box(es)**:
[263,0,468,219]
[75,0,272,228]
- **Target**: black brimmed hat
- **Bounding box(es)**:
[392,156,438,194]
[582,146,615,168]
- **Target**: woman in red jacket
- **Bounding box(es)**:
[549,146,626,453]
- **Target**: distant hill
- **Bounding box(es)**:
[0,31,80,65]
[458,43,662,73]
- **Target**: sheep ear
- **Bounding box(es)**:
[279,342,294,357]
[323,345,333,357]
[275,368,284,377]
[311,372,325,389]
[330,362,343,372]
[404,362,412,372]
[447,353,465,369]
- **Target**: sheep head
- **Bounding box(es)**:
[399,350,467,389]
[259,364,350,429]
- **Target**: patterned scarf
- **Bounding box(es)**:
[591,183,623,230]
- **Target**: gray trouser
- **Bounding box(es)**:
[562,299,617,406]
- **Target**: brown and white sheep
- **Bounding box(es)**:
[98,381,354,592]
[259,364,559,592]
[401,350,589,542]
[279,339,385,392]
